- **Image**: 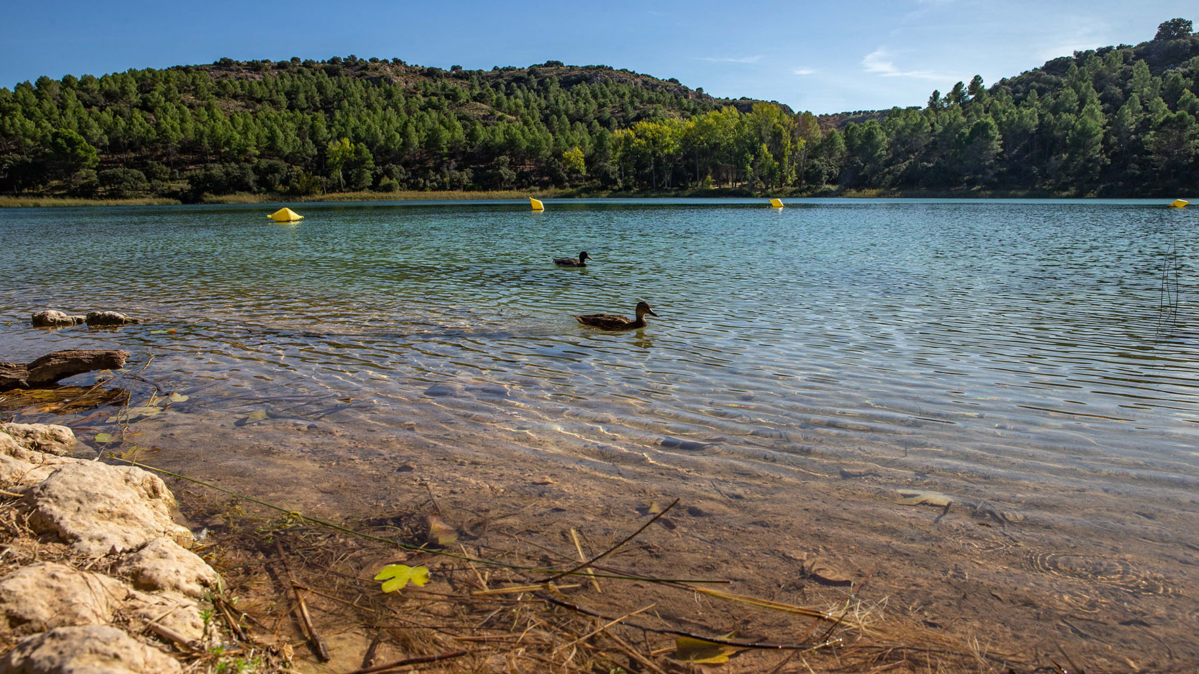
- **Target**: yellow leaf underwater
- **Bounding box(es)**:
[373,564,430,593]
[106,406,162,423]
[675,637,745,664]
[94,433,116,444]
[168,393,189,403]
[236,409,269,426]
[897,489,952,507]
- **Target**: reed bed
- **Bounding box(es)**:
[0,196,181,207]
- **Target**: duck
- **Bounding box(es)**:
[576,301,659,331]
[554,251,591,267]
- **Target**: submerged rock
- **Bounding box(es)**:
[2,625,182,674]
[424,383,462,397]
[30,310,85,328]
[0,349,130,392]
[23,462,192,557]
[117,537,219,599]
[85,311,139,326]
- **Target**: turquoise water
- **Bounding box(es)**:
[1,199,1197,512]
[3,200,1198,477]
[5,198,1199,658]
[3,201,1196,471]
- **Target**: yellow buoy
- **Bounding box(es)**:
[1169,199,1189,209]
[529,197,545,212]
[268,207,304,222]
[769,198,784,209]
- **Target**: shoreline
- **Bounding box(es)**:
[2,187,1185,208]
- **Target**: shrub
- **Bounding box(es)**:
[98,168,148,197]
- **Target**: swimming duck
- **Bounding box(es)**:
[576,301,659,331]
[554,251,591,267]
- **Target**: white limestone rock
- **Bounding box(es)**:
[0,563,128,638]
[118,537,219,599]
[0,437,76,494]
[125,590,207,642]
[23,462,192,557]
[1,625,182,674]
[1,423,77,456]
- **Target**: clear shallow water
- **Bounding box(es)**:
[4,200,1199,471]
[2,200,1199,521]
[5,198,1199,660]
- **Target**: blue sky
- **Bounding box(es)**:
[1,0,1193,114]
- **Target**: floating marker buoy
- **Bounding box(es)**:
[529,197,545,212]
[1169,199,1189,209]
[268,207,304,222]
[769,198,784,209]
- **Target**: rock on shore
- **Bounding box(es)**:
[0,423,219,673]
[2,626,183,674]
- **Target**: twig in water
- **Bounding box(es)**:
[274,541,330,661]
[361,632,383,669]
[553,603,656,654]
[339,650,469,674]
[537,593,831,650]
[541,498,679,584]
[604,630,669,674]
[214,595,248,642]
[570,528,602,593]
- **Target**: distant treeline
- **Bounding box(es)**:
[0,19,1196,199]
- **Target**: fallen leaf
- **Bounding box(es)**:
[150,330,168,335]
[168,393,189,403]
[427,513,458,546]
[897,489,952,507]
[94,433,116,444]
[374,564,430,593]
[235,409,269,426]
[675,637,744,664]
[106,406,162,423]
[641,501,677,529]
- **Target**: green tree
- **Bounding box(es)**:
[1154,18,1194,41]
[562,146,586,177]
[46,128,98,178]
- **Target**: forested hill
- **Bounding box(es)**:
[0,18,1197,200]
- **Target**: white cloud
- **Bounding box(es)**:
[698,55,763,64]
[862,47,948,80]
[1034,20,1112,60]
[793,67,815,75]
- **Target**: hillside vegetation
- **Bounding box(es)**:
[0,18,1196,199]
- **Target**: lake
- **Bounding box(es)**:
[1,198,1196,668]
